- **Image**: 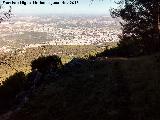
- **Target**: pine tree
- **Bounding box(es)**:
[0,5,12,23]
[110,0,160,54]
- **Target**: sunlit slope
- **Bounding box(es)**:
[0,45,108,82]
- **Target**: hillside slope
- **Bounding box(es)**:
[8,54,160,120]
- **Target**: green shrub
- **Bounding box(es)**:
[97,38,144,57]
[0,72,26,113]
[31,55,63,73]
[2,72,26,95]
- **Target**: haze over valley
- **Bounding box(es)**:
[0,15,121,53]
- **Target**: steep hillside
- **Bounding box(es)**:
[4,53,160,120]
[0,45,106,83]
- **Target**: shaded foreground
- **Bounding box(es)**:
[1,53,160,120]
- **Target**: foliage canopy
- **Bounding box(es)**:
[110,0,160,55]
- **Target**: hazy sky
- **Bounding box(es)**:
[1,0,118,15]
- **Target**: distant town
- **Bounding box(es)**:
[0,15,122,53]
